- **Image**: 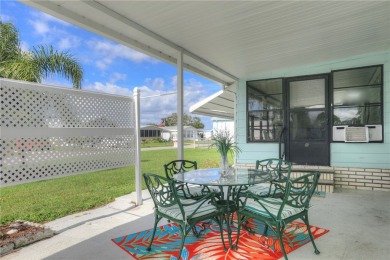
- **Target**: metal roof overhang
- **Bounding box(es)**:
[189,84,235,120]
[20,1,390,118]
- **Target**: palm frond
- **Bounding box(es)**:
[32,45,83,89]
[0,52,40,82]
[0,20,21,62]
[1,20,84,88]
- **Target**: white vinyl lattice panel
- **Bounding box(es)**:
[1,81,134,128]
[1,79,136,187]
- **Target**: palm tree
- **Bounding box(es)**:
[0,20,83,89]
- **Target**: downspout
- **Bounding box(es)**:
[233,85,238,166]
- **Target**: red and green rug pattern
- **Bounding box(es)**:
[112,218,328,260]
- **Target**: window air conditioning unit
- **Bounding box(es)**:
[333,126,347,141]
[345,127,368,142]
[332,125,382,142]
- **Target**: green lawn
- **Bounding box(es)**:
[0,148,222,225]
[141,141,173,148]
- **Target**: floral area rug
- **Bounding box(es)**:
[112,218,328,260]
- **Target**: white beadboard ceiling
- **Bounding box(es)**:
[21,1,390,118]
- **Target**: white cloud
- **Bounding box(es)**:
[137,77,217,126]
[58,38,72,50]
[30,20,50,35]
[84,82,133,96]
[110,72,127,83]
[138,85,177,125]
[27,11,81,50]
[58,36,80,51]
[87,39,159,71]
[152,78,165,89]
[171,75,177,87]
[83,83,176,126]
[96,60,109,71]
[145,77,165,90]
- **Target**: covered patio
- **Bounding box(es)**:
[3,189,389,259]
[7,1,389,259]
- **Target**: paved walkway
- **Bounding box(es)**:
[141,144,200,151]
[3,189,390,259]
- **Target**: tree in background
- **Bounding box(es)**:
[161,113,204,129]
[0,20,83,89]
[190,116,204,129]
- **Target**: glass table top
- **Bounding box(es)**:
[173,167,275,186]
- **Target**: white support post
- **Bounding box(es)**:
[177,50,184,160]
[233,86,238,166]
[133,88,142,205]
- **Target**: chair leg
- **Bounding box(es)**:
[147,215,162,251]
[191,225,199,237]
[191,220,211,238]
[263,224,269,236]
[302,213,320,255]
[177,224,189,260]
[275,223,288,260]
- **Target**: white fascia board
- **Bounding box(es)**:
[189,90,225,113]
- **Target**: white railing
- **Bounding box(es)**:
[1,79,140,202]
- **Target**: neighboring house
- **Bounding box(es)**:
[160,126,199,142]
[197,129,212,140]
[140,125,162,140]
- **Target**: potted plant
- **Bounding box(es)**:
[208,129,241,175]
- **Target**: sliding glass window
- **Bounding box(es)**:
[332,65,383,126]
[247,78,284,142]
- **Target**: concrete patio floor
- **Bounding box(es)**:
[3,189,389,260]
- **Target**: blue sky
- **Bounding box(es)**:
[1,0,222,129]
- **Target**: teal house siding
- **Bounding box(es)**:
[235,52,390,169]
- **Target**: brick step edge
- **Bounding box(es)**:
[292,168,335,174]
[292,179,334,185]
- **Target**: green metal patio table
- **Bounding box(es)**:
[173,167,276,250]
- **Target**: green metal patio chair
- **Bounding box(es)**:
[244,158,292,197]
[164,159,221,199]
[236,171,321,260]
[143,173,223,259]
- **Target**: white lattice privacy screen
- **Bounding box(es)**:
[1,79,136,187]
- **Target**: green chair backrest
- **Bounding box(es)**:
[164,160,197,180]
[255,158,291,182]
[279,171,321,217]
[143,173,178,209]
[144,173,216,224]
